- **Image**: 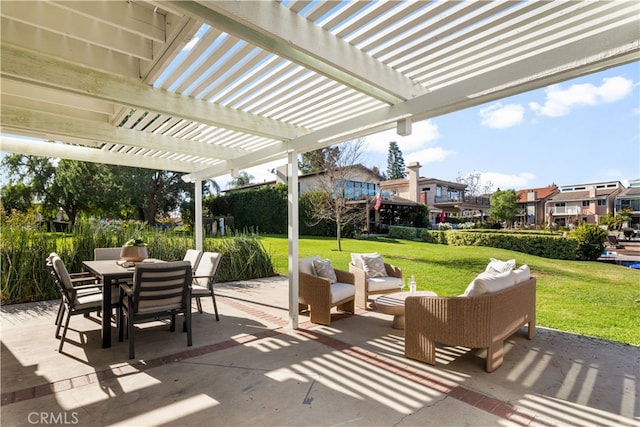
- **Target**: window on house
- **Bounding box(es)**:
[582,201,589,207]
[597,200,607,206]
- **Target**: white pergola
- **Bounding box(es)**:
[1,0,639,327]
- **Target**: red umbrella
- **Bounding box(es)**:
[439,210,445,222]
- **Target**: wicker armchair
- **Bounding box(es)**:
[298,256,356,326]
[349,253,403,309]
[404,277,536,372]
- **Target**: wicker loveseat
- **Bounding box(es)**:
[404,270,536,373]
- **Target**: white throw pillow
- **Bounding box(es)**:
[463,270,515,296]
[313,259,337,284]
[512,264,531,283]
[350,252,379,270]
[485,258,516,275]
[361,254,387,278]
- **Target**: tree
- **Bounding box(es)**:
[616,207,633,230]
[298,146,341,174]
[456,171,494,196]
[304,138,367,251]
[1,154,192,226]
[386,141,406,179]
[1,154,107,224]
[489,189,519,228]
[228,171,254,189]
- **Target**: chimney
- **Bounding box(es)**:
[406,162,420,203]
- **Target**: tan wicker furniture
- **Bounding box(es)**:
[298,256,356,326]
[373,290,437,329]
[349,253,403,309]
[404,277,536,372]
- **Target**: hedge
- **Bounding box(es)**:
[420,229,580,260]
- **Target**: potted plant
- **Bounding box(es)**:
[120,237,149,262]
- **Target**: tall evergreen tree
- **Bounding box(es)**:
[386,141,406,179]
[298,146,341,174]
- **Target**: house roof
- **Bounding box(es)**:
[516,185,558,203]
[1,1,639,181]
[382,176,465,190]
[547,188,622,202]
[617,186,640,197]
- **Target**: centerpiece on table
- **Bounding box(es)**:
[120,237,149,262]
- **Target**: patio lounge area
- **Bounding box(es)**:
[2,276,637,426]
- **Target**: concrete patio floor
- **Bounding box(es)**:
[2,276,638,427]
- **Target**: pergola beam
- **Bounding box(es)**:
[1,106,248,160]
[169,1,428,104]
[182,23,640,182]
[0,43,309,142]
[0,136,198,172]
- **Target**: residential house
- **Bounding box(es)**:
[226,164,412,233]
[544,181,625,227]
[380,162,491,225]
[515,186,558,228]
[614,178,640,229]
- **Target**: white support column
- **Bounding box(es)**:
[287,150,299,329]
[195,179,203,251]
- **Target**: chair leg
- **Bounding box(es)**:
[118,306,124,342]
[128,314,135,359]
[170,314,176,332]
[58,309,72,352]
[55,298,64,326]
[55,305,66,339]
[211,291,219,321]
[186,311,192,347]
[195,296,203,313]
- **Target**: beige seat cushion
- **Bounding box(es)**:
[330,282,355,304]
[367,276,403,292]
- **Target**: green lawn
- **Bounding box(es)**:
[258,235,640,346]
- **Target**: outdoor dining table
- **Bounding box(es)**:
[82,259,162,348]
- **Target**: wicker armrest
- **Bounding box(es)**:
[384,263,402,278]
[334,268,354,285]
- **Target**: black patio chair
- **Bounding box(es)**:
[118,261,192,359]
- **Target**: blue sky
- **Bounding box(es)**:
[246,61,639,191]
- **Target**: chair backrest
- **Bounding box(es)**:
[49,254,76,303]
[298,256,321,276]
[132,261,191,314]
[193,252,222,290]
[183,249,203,270]
[94,247,122,260]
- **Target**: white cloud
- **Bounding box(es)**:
[479,172,537,190]
[405,147,455,165]
[479,103,525,129]
[529,76,633,117]
[364,119,440,153]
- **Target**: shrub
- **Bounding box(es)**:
[420,229,578,260]
[572,223,607,261]
[1,216,276,304]
[388,225,429,240]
